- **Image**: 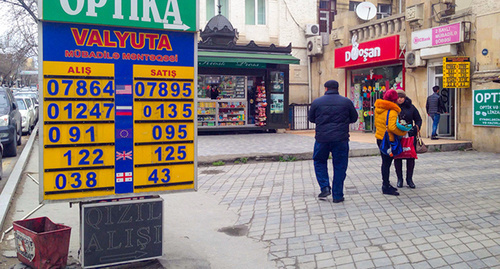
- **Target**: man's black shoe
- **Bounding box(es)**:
[318,187,331,198]
[431,136,438,140]
[382,185,400,196]
[332,197,344,203]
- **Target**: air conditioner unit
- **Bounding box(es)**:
[307,36,323,56]
[405,50,426,68]
[305,24,320,36]
[406,4,423,22]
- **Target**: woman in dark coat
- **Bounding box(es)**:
[394,90,422,188]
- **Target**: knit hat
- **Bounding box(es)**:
[396,89,406,98]
[324,80,339,89]
[383,89,398,102]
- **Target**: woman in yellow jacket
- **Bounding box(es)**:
[374,89,408,196]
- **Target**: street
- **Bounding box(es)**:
[1,142,499,268]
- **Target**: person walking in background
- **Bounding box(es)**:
[374,89,408,196]
[309,80,358,203]
[394,90,422,189]
[426,86,447,140]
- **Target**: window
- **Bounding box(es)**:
[206,0,228,19]
[245,0,266,25]
[349,1,361,11]
[319,0,336,34]
[377,4,392,19]
[24,98,33,108]
[16,100,26,110]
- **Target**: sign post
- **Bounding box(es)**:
[443,56,470,88]
[473,89,500,127]
[39,0,197,267]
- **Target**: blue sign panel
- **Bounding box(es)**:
[42,22,195,201]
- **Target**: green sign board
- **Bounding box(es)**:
[42,0,196,32]
[473,89,500,127]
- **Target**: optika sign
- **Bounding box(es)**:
[60,0,183,28]
[43,0,196,31]
[334,35,400,69]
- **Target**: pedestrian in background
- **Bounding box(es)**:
[374,89,408,196]
[308,80,358,203]
[394,90,422,189]
[426,86,447,140]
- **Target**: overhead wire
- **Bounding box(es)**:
[282,0,303,30]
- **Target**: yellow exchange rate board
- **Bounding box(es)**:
[42,61,116,201]
[132,65,195,193]
[41,23,197,202]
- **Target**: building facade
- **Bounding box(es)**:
[312,0,500,152]
[199,0,319,104]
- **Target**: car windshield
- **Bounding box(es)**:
[0,91,10,115]
[16,99,27,110]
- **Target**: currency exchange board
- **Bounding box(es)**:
[40,22,196,202]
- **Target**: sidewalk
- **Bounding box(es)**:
[197,130,472,165]
[0,131,483,269]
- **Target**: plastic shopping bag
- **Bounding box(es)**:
[394,136,417,159]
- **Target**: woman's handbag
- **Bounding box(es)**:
[416,133,428,153]
[379,110,403,157]
[394,135,417,159]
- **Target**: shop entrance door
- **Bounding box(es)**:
[429,65,456,138]
[267,70,288,129]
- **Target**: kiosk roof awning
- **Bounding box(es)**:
[198,51,300,65]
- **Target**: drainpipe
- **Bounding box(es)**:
[308,56,312,103]
[399,0,402,14]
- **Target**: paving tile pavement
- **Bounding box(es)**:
[198,151,500,268]
[197,133,379,163]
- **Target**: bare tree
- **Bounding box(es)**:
[0,0,38,86]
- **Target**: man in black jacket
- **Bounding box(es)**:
[309,80,358,203]
[426,86,447,139]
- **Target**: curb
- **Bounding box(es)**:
[197,142,472,166]
[0,124,38,230]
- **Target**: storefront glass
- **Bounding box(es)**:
[350,65,403,132]
[197,74,266,127]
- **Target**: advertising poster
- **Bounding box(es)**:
[41,22,196,202]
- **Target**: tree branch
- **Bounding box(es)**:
[16,0,38,22]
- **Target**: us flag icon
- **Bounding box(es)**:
[116,85,132,95]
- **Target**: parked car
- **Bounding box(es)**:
[0,143,3,179]
[15,98,35,135]
[15,96,36,131]
[15,92,38,123]
[0,87,22,157]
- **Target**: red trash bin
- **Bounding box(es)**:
[13,217,71,269]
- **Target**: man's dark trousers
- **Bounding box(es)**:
[313,140,349,200]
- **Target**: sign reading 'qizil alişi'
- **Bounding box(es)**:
[42,0,196,31]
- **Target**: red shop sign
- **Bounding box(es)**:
[334,35,401,69]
